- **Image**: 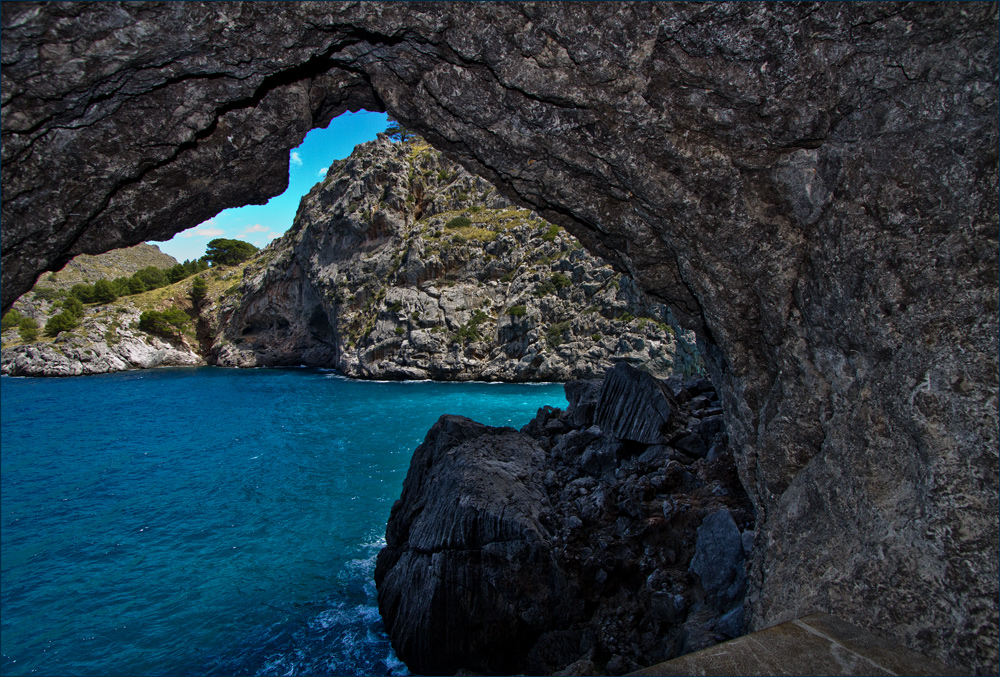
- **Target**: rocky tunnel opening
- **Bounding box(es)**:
[2,3,996,673]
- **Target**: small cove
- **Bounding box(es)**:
[0,367,567,676]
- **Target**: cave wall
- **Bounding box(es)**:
[2,2,996,672]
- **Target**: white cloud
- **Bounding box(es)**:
[242,224,270,234]
[317,167,328,178]
[179,224,225,238]
[290,151,303,167]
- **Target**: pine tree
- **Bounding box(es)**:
[190,276,209,309]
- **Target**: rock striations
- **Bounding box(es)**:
[376,364,754,675]
[213,136,701,381]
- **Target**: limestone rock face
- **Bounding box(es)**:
[2,3,997,671]
[0,305,202,376]
[376,371,754,675]
[213,137,700,380]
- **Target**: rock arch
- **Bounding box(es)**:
[2,2,997,672]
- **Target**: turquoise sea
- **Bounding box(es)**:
[0,367,567,676]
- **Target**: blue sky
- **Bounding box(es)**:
[151,111,389,262]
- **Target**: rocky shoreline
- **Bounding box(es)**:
[375,364,754,675]
[1,303,202,377]
[3,138,703,383]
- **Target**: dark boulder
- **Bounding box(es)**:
[594,363,678,445]
[375,415,570,675]
[563,379,603,429]
[689,509,747,606]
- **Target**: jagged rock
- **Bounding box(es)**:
[563,379,602,429]
[2,4,996,672]
[0,305,202,376]
[594,363,678,445]
[377,368,754,675]
[690,509,747,606]
[212,138,701,381]
[374,415,569,675]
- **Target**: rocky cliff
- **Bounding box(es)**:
[0,305,202,377]
[376,364,754,675]
[1,262,248,377]
[2,4,996,672]
[214,136,701,380]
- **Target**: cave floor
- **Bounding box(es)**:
[627,612,961,676]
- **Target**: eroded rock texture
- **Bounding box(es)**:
[376,366,754,675]
[2,3,997,671]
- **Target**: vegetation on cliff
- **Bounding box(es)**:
[215,136,703,381]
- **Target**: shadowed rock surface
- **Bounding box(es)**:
[2,3,996,671]
[376,366,754,675]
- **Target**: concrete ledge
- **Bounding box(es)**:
[628,612,963,676]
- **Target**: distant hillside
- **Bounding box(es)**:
[213,136,704,381]
[32,243,178,292]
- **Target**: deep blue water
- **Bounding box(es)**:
[0,367,567,676]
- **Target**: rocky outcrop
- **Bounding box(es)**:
[1,304,202,376]
[2,4,996,671]
[214,137,701,380]
[1,260,248,377]
[376,364,754,675]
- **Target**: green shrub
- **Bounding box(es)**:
[135,266,168,290]
[445,216,472,229]
[540,224,560,242]
[546,321,572,348]
[395,326,406,335]
[45,312,79,337]
[534,280,556,297]
[386,300,403,313]
[453,309,490,344]
[70,283,96,304]
[19,317,39,342]
[508,305,527,318]
[190,276,209,307]
[617,312,634,323]
[92,279,118,304]
[138,307,189,337]
[126,276,147,294]
[111,277,132,296]
[468,205,482,214]
[437,169,451,182]
[451,234,467,245]
[61,296,84,319]
[32,287,66,302]
[1,310,23,332]
[167,264,189,283]
[591,333,601,342]
[551,273,571,289]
